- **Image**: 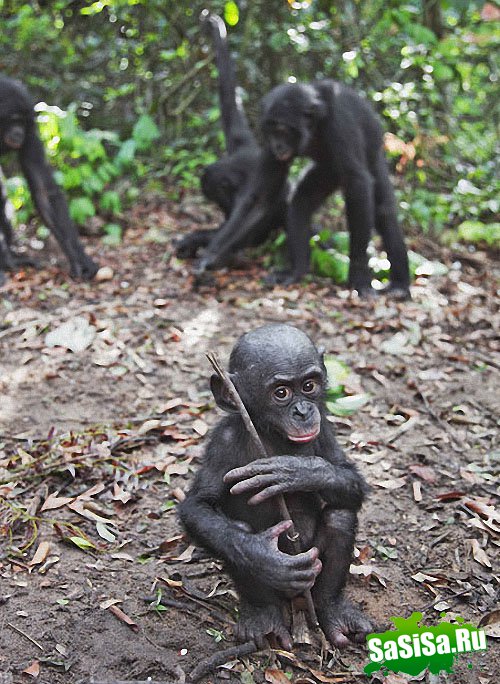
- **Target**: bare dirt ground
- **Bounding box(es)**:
[0,199,498,684]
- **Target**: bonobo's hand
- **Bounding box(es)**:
[224,456,327,504]
[194,253,217,276]
[70,253,99,280]
[245,520,322,596]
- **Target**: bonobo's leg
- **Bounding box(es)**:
[343,170,375,295]
[313,509,373,648]
[273,164,334,285]
[0,175,38,284]
[231,569,292,650]
[21,136,98,280]
[373,149,410,298]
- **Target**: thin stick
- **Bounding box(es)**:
[206,352,319,628]
[7,622,44,650]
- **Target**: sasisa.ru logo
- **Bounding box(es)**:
[364,612,488,677]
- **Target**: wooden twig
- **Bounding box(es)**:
[7,622,43,650]
[206,352,319,628]
[189,639,258,682]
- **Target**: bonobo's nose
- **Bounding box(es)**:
[293,401,313,420]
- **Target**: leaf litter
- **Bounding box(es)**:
[0,201,498,683]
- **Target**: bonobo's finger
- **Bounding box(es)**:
[286,546,319,568]
[248,484,285,505]
[288,559,323,582]
[275,628,293,652]
[229,474,277,497]
[224,458,276,483]
[264,520,293,545]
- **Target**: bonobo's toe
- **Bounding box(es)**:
[318,598,373,649]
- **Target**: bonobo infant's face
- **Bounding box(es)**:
[230,324,326,444]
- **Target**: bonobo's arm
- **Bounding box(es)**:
[202,12,254,153]
[178,420,321,595]
[196,151,289,272]
[20,131,98,280]
[224,417,367,510]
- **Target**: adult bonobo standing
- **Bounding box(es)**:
[179,324,372,649]
[0,75,98,284]
[260,81,410,298]
[175,12,289,269]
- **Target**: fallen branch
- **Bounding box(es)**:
[189,640,258,682]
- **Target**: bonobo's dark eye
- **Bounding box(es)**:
[302,379,319,394]
[273,386,292,403]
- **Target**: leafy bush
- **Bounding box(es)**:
[6,105,160,240]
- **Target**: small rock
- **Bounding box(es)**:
[95,266,114,282]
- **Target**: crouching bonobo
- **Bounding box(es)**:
[178,324,372,649]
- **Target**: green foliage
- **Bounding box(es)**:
[324,356,370,417]
[457,221,500,247]
[0,1,496,248]
[5,102,160,240]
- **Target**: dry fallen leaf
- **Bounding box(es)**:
[265,668,291,684]
[478,609,500,638]
[467,538,492,568]
[40,492,74,511]
[23,661,40,678]
[192,418,209,436]
[107,604,139,632]
[29,541,51,566]
[376,476,407,490]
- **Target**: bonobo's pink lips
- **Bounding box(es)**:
[288,427,320,443]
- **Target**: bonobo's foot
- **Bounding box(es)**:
[0,251,39,272]
[383,281,411,301]
[318,598,373,649]
[235,601,292,650]
[175,235,201,259]
[350,284,378,299]
[69,253,99,280]
[266,269,302,286]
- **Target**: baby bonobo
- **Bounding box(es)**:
[178,324,372,650]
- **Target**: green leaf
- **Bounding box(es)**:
[69,196,95,224]
[132,114,160,152]
[324,357,350,396]
[326,394,370,416]
[69,536,95,550]
[115,139,136,168]
[102,223,122,246]
[224,1,239,26]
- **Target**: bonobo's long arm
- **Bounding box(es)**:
[20,131,98,280]
[224,417,367,510]
[202,12,254,153]
[179,420,321,594]
[197,151,289,271]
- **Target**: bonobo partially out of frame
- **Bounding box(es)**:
[175,13,289,271]
[261,81,410,297]
[179,324,372,649]
[0,75,98,284]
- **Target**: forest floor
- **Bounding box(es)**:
[0,196,498,684]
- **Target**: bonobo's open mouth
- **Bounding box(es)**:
[288,426,320,443]
[276,150,293,162]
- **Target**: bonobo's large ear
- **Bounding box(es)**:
[317,345,327,375]
[210,373,239,413]
[309,96,328,120]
